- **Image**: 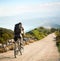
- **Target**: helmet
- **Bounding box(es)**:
[18,22,22,25]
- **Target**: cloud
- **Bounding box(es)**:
[0,2,60,17]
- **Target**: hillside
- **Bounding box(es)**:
[25,27,54,40]
[0,26,57,44]
[55,30,60,52]
[0,27,14,44]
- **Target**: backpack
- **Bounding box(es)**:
[14,24,21,34]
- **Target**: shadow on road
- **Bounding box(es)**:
[0,56,15,60]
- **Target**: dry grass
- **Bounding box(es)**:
[0,48,7,53]
[29,40,35,43]
[6,44,14,50]
[0,44,14,53]
[0,40,35,53]
[25,42,29,45]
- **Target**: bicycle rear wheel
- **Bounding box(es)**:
[14,42,18,58]
[18,38,24,55]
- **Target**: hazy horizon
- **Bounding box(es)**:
[0,0,60,32]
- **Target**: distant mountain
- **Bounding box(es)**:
[42,23,60,29]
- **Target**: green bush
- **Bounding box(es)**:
[55,30,60,52]
[0,28,14,44]
[26,27,51,40]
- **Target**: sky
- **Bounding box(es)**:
[0,0,60,32]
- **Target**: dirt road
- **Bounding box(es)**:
[0,33,60,61]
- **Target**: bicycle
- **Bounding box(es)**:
[14,37,24,58]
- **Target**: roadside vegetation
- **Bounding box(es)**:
[0,28,14,53]
[55,29,60,52]
[0,28,14,45]
[25,27,56,40]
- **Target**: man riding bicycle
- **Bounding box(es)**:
[14,22,24,58]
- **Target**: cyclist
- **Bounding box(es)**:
[14,22,24,42]
[14,22,24,57]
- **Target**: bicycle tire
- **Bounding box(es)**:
[14,42,17,58]
[18,38,24,55]
[14,37,24,58]
[14,42,18,58]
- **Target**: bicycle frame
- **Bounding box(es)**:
[14,37,24,58]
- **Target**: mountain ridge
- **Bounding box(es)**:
[41,22,60,29]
